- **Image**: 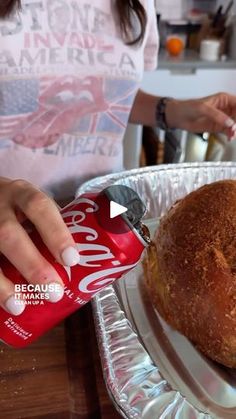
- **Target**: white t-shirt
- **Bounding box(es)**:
[0,0,159,199]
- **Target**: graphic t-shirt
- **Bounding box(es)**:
[0,0,159,199]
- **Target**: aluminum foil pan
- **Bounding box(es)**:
[76,163,236,419]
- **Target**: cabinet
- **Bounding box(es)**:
[141,68,236,99]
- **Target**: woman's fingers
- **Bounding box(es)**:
[0,178,81,314]
[196,102,236,138]
[224,118,236,139]
[10,180,80,267]
[206,93,236,136]
[0,179,80,313]
[203,103,232,128]
[168,93,236,135]
[0,209,64,303]
[0,270,25,316]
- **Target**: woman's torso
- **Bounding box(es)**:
[0,0,158,199]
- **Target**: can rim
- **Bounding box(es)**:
[122,214,149,247]
[132,225,149,247]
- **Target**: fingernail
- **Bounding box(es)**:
[48,282,64,303]
[5,295,25,316]
[61,246,80,267]
[225,118,235,128]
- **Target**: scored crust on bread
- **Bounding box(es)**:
[143,179,236,368]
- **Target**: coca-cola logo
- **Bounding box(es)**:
[61,197,138,294]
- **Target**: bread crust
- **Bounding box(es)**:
[144,180,236,368]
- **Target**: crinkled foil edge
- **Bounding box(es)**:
[92,286,210,418]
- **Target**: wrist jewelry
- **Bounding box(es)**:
[155,97,172,130]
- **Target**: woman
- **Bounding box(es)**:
[0,0,236,315]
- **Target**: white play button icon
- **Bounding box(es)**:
[95,185,146,234]
[110,200,127,219]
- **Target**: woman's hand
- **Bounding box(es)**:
[166,92,236,138]
[0,178,80,316]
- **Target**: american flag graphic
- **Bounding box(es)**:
[0,77,50,139]
[0,76,138,149]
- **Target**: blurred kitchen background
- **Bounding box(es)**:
[124,0,236,169]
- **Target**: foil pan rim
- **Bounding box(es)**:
[76,162,236,195]
[92,286,210,419]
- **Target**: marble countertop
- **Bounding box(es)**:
[158,48,236,70]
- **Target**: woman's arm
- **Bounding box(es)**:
[129,90,159,127]
[129,89,236,139]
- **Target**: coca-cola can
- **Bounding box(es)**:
[0,191,149,347]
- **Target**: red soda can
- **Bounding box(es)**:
[0,188,149,347]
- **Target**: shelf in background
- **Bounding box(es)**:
[158,48,236,70]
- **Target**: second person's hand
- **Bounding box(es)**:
[0,178,80,316]
[166,92,236,138]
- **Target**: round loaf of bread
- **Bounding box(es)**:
[144,180,236,368]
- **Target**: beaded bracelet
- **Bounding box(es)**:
[155,97,172,130]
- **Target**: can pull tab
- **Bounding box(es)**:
[104,184,146,226]
[134,221,151,245]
